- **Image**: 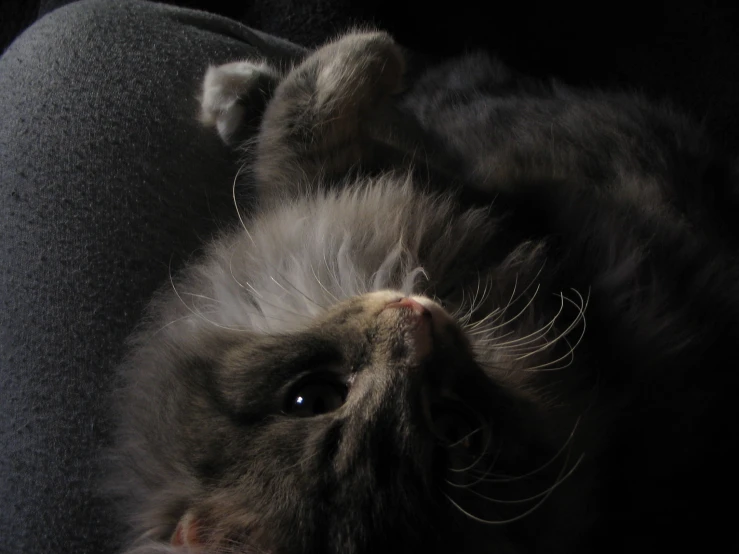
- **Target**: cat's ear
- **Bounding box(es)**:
[171,508,271,552]
[171,511,202,548]
[200,60,281,145]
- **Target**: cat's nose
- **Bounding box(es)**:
[383,297,434,360]
[384,297,432,318]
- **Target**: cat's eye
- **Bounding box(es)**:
[285,377,347,417]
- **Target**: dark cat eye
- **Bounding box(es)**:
[285,377,348,417]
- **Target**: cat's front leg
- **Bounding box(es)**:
[254,31,405,202]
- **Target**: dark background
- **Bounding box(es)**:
[3,0,739,149]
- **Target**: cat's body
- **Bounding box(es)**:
[112,32,739,553]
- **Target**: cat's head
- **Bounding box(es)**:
[117,284,585,554]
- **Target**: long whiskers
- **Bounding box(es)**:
[454,416,581,485]
[444,419,585,526]
[232,160,257,248]
[309,259,340,303]
[169,263,254,332]
[469,287,589,373]
[446,425,492,474]
[228,160,331,316]
[462,261,547,331]
[447,438,506,489]
[444,451,584,524]
[519,289,589,372]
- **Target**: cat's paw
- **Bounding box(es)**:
[278,32,405,121]
[200,61,280,144]
[252,31,405,191]
[302,30,405,114]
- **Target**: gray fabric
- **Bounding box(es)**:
[0,1,305,552]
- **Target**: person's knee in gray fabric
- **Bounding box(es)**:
[0,2,304,552]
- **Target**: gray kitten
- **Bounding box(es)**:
[112,31,739,554]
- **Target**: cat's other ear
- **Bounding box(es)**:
[200,60,281,145]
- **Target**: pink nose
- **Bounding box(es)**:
[384,297,431,317]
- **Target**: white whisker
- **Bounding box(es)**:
[168,264,254,332]
[309,259,340,303]
[232,163,256,247]
[469,417,581,484]
[521,289,589,372]
[447,427,492,474]
[482,284,541,334]
[448,438,506,488]
[444,451,584,525]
